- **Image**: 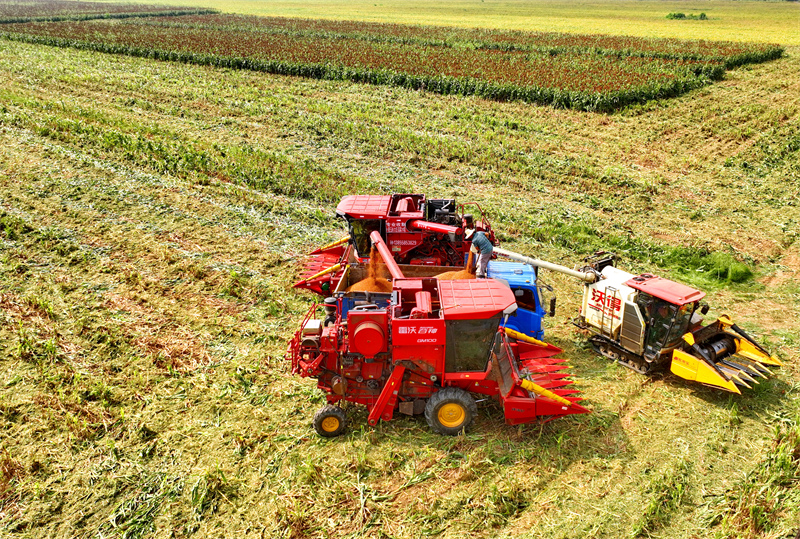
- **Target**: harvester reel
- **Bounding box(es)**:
[313,405,347,437]
[425,387,478,436]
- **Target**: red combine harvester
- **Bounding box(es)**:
[294,193,496,296]
[286,232,588,436]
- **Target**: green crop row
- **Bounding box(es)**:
[0,90,364,202]
[0,9,780,112]
[521,215,754,286]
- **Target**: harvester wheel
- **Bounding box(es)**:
[313,405,347,438]
[425,388,477,436]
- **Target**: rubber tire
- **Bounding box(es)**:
[313,405,347,438]
[425,387,477,436]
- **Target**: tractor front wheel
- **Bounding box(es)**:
[313,405,347,437]
[425,387,477,436]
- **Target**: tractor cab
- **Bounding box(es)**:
[637,296,700,360]
[487,261,553,340]
[625,274,705,361]
[437,279,518,374]
[336,195,391,258]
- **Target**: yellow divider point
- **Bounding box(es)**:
[302,263,342,283]
[504,327,549,348]
[520,379,573,407]
[670,349,741,394]
[319,236,350,251]
[737,339,783,366]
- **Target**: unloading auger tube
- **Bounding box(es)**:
[493,247,600,283]
[369,230,405,280]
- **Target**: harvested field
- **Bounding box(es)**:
[0,1,798,538]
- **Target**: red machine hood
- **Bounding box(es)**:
[626,273,705,305]
[439,279,516,320]
[336,195,392,219]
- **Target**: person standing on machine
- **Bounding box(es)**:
[465,227,493,278]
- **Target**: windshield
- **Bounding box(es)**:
[445,315,501,372]
[349,219,381,258]
[513,287,538,311]
[644,300,694,356]
[664,303,694,348]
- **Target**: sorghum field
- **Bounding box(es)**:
[0,1,214,22]
[0,10,784,111]
[0,1,798,538]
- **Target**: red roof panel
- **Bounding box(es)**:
[336,195,392,219]
[439,279,516,320]
[625,274,705,305]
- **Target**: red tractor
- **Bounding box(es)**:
[286,232,588,436]
[294,193,496,296]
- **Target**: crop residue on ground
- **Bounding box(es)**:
[0,1,798,538]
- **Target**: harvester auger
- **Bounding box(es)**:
[286,232,589,437]
[494,249,783,394]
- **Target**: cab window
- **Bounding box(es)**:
[664,303,694,347]
[445,316,501,372]
[349,219,381,258]
[513,288,537,311]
